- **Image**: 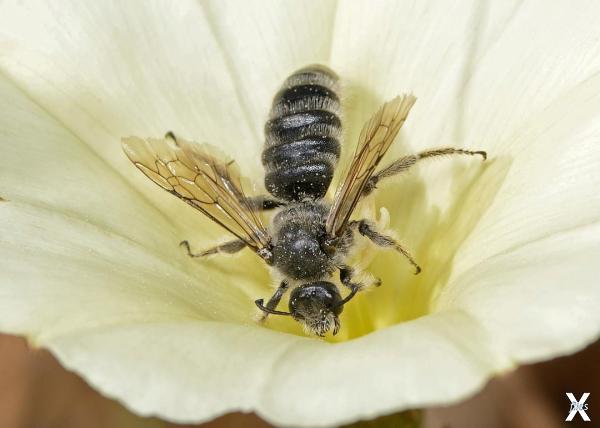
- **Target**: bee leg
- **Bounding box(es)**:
[245,195,286,211]
[363,147,487,196]
[338,265,380,291]
[179,239,246,258]
[350,220,421,275]
[257,280,290,321]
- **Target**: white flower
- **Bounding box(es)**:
[1,1,599,426]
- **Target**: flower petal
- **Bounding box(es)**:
[439,222,600,362]
[0,1,336,173]
[331,0,600,154]
[0,0,340,240]
[44,310,507,427]
[0,201,257,337]
[0,76,260,337]
[199,0,338,139]
[0,1,255,154]
[413,47,600,362]
[451,73,600,276]
[0,76,174,254]
[330,0,523,150]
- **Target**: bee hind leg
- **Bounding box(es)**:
[350,220,421,275]
[180,239,246,258]
[362,147,486,197]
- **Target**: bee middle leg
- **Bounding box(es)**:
[349,220,421,274]
[180,239,246,258]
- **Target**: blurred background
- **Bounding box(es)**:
[0,333,596,428]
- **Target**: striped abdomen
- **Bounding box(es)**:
[262,65,341,202]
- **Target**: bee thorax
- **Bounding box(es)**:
[272,224,330,280]
[272,202,334,280]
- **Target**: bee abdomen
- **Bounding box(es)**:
[263,65,341,202]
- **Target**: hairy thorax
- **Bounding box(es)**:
[271,201,346,281]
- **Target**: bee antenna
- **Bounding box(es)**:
[336,285,360,308]
[255,299,292,316]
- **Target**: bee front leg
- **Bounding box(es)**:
[180,239,246,258]
[256,280,290,321]
[350,220,421,274]
[338,265,380,291]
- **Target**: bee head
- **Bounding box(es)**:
[255,281,360,337]
[288,281,343,336]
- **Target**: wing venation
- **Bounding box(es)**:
[122,136,272,255]
[326,95,417,238]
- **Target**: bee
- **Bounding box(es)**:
[122,65,486,336]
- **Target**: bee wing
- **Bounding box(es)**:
[326,95,417,238]
[122,136,272,255]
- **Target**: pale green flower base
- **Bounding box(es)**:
[1,1,600,427]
